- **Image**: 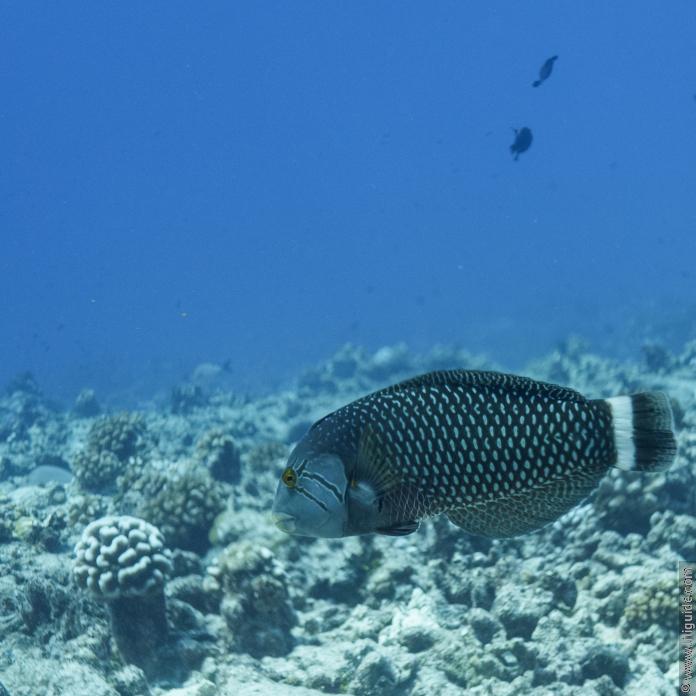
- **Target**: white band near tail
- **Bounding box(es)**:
[606,396,636,470]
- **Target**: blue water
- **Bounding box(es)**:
[2,2,696,402]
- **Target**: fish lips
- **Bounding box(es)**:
[272,511,297,533]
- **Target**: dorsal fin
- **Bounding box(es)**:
[309,371,585,441]
[309,412,333,432]
[373,369,586,403]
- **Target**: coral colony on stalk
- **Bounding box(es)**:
[73,515,172,676]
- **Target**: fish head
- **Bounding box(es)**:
[271,447,348,538]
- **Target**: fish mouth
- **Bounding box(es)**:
[272,512,297,533]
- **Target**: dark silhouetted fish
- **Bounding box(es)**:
[510,127,533,160]
[533,55,558,87]
[272,370,676,539]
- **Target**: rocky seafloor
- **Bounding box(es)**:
[0,339,694,696]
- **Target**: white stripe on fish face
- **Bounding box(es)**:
[301,470,345,504]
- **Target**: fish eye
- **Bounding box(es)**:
[282,467,298,488]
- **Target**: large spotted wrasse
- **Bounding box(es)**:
[272,370,676,539]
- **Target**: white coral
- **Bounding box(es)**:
[73,515,172,600]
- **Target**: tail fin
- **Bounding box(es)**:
[532,80,541,87]
[605,393,677,472]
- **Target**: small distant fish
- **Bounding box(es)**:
[533,55,558,87]
[272,370,676,539]
[27,464,74,486]
[510,127,533,160]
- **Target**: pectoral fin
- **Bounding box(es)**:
[354,426,401,500]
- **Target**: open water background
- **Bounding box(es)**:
[2,2,696,401]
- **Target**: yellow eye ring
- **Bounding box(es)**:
[282,467,298,488]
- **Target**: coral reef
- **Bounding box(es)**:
[208,540,297,658]
[71,413,145,492]
[87,413,145,461]
[1,340,694,695]
[137,465,224,552]
[73,515,172,599]
[73,515,172,674]
[244,441,288,475]
[171,384,207,414]
[71,449,122,492]
[194,429,242,483]
[622,576,675,634]
[73,388,100,418]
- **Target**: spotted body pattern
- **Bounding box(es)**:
[273,370,675,538]
[307,371,615,536]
